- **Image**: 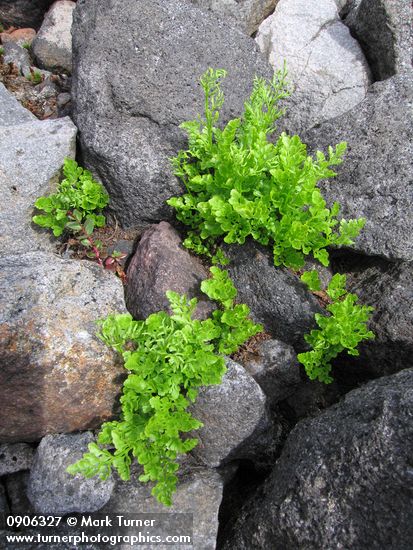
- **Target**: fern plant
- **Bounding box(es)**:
[167,68,365,269]
[298,271,375,383]
[67,267,262,506]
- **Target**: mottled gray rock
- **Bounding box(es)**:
[222,368,413,550]
[72,0,272,228]
[28,433,114,514]
[345,260,413,376]
[125,222,213,321]
[241,339,301,404]
[102,466,223,550]
[0,443,34,476]
[0,116,77,255]
[190,359,273,467]
[0,0,54,29]
[0,483,9,515]
[256,0,371,133]
[32,0,75,73]
[303,72,413,261]
[2,42,32,77]
[345,0,413,80]
[189,0,279,35]
[225,241,323,349]
[0,82,35,127]
[0,252,125,442]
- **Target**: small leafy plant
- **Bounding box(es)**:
[298,271,374,383]
[26,68,43,84]
[167,68,365,270]
[67,267,261,505]
[33,158,126,279]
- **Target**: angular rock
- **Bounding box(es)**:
[72,0,272,228]
[0,116,77,255]
[0,82,35,126]
[222,368,413,550]
[0,443,34,476]
[345,0,413,80]
[240,339,301,404]
[32,0,76,73]
[303,72,413,262]
[125,222,213,321]
[0,0,55,30]
[225,241,323,349]
[0,252,125,442]
[256,0,371,133]
[190,359,277,467]
[102,466,223,550]
[3,41,32,77]
[189,0,279,35]
[27,433,114,514]
[345,260,413,377]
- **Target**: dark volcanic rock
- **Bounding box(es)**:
[71,0,272,228]
[222,368,413,550]
[304,72,413,262]
[0,0,55,30]
[346,259,413,377]
[225,241,323,349]
[345,0,413,80]
[0,443,34,476]
[125,222,213,320]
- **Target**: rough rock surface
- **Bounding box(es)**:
[222,368,413,550]
[27,433,114,514]
[0,0,55,30]
[3,41,32,78]
[0,443,34,476]
[0,82,35,126]
[345,0,413,80]
[125,222,213,321]
[303,72,413,262]
[256,0,371,133]
[189,0,279,35]
[0,253,125,442]
[102,466,223,550]
[4,472,34,514]
[345,260,413,376]
[241,339,301,404]
[32,0,76,73]
[0,483,9,515]
[225,241,322,349]
[190,359,277,467]
[71,0,272,228]
[0,111,77,255]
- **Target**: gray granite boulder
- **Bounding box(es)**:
[0,82,35,127]
[225,241,323,349]
[256,0,371,133]
[189,0,279,35]
[125,222,214,321]
[303,72,413,262]
[222,368,413,550]
[0,443,34,476]
[102,466,223,550]
[345,0,413,80]
[0,0,54,30]
[0,114,77,255]
[32,0,75,73]
[2,42,32,78]
[27,433,114,514]
[71,0,272,228]
[0,252,125,442]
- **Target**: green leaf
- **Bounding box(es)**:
[301,270,322,291]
